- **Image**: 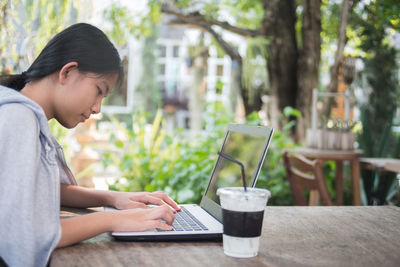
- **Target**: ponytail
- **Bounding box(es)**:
[0,71,29,91]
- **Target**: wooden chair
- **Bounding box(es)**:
[283,150,333,206]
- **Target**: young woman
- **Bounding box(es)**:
[0,23,180,267]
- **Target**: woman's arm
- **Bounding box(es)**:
[60,184,113,208]
[60,184,181,211]
[58,204,175,248]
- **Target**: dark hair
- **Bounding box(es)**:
[0,23,123,91]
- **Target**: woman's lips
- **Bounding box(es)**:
[80,114,89,122]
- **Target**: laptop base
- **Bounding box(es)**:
[111,233,222,242]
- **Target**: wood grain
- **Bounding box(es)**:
[52,206,400,267]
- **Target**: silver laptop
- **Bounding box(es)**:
[108,124,274,241]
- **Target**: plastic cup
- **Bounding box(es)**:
[217,187,271,258]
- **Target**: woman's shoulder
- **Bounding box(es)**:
[0,85,48,126]
[0,86,35,115]
[0,102,40,135]
[0,102,38,122]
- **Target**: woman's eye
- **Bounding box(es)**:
[97,87,103,96]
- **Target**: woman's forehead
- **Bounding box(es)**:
[85,72,118,84]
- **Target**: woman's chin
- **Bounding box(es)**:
[57,120,76,129]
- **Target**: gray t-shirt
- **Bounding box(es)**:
[0,86,62,267]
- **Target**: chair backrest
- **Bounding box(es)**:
[283,150,333,206]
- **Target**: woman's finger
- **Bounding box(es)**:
[149,220,173,231]
[147,205,175,225]
[124,201,148,209]
[114,199,149,210]
[141,195,177,212]
[151,191,181,211]
[142,195,165,206]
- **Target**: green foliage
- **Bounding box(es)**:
[175,0,191,9]
[102,2,135,47]
[0,0,80,72]
[246,111,263,126]
[48,119,68,141]
[203,100,234,130]
[172,0,264,29]
[48,118,72,164]
[358,107,400,205]
[242,37,269,95]
[203,2,219,20]
[321,0,341,44]
[351,0,400,205]
[103,103,300,206]
[221,0,264,30]
[360,0,400,32]
[102,107,228,204]
[137,0,162,37]
[283,106,302,119]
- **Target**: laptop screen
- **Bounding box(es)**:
[204,127,273,205]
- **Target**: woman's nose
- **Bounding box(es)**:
[91,98,102,114]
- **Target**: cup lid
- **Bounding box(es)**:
[217,187,271,199]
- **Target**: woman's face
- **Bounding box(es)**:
[54,69,118,129]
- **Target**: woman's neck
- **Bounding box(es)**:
[20,75,56,120]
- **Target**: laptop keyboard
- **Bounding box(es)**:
[157,206,209,232]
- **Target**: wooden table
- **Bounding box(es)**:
[52,206,400,267]
[293,148,363,205]
[359,158,400,173]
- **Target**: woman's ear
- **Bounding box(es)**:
[58,62,79,84]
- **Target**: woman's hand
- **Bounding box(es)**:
[58,204,175,247]
[108,191,181,212]
[109,204,175,232]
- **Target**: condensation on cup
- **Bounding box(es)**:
[217,187,271,258]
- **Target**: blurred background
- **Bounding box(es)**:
[1,0,399,206]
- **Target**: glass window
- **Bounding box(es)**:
[173,45,180,57]
[159,64,166,75]
[159,45,166,57]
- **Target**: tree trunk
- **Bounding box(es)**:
[296,0,321,142]
[264,0,298,129]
